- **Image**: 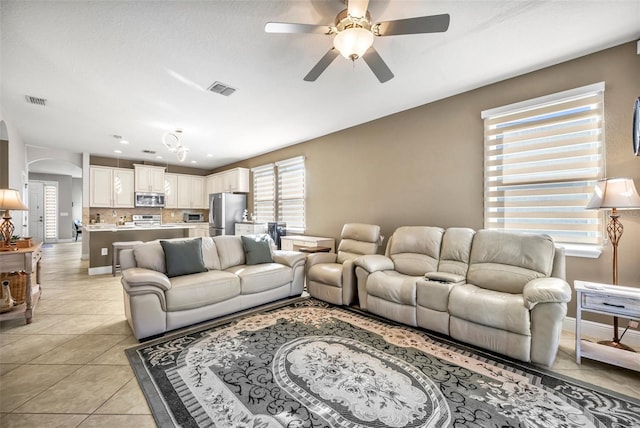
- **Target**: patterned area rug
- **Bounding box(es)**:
[126,299,640,427]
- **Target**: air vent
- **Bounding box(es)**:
[25,95,47,106]
[208,81,237,96]
[142,149,156,154]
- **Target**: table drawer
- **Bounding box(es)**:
[582,293,640,319]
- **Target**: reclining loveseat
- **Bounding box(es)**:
[354,227,571,366]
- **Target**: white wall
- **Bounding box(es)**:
[0,118,29,238]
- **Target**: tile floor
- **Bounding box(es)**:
[1,242,638,427]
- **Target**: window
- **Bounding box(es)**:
[481,82,604,247]
[252,163,275,224]
[277,156,305,233]
[252,156,305,232]
[44,183,58,242]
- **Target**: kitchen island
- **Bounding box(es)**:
[84,223,196,275]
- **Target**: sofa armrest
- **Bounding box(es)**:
[424,271,466,284]
[121,267,171,291]
[272,250,307,269]
[523,277,571,310]
[306,252,337,270]
[354,254,394,273]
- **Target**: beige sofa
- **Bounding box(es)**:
[354,227,571,367]
[120,236,306,340]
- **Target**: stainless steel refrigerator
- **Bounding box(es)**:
[209,193,247,236]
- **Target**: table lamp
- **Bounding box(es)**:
[586,177,640,350]
[0,189,29,248]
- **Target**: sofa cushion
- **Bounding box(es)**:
[241,235,274,265]
[214,236,246,269]
[201,237,221,270]
[438,227,475,276]
[308,262,342,287]
[133,241,166,273]
[161,238,208,278]
[165,271,240,311]
[467,230,555,294]
[225,263,292,294]
[336,223,380,264]
[449,283,531,336]
[367,271,420,306]
[388,226,444,276]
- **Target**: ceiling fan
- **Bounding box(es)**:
[265,0,450,83]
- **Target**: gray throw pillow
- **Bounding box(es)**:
[241,235,274,265]
[160,238,207,277]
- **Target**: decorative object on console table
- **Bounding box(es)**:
[0,188,29,249]
[586,177,640,351]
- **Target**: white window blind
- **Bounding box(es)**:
[252,163,275,224]
[482,83,604,245]
[277,156,305,233]
[44,183,58,242]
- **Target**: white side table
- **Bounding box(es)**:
[574,280,640,371]
[280,235,335,253]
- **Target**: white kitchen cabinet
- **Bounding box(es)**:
[134,164,165,193]
[177,175,205,209]
[188,224,210,238]
[192,176,205,208]
[90,166,113,207]
[89,166,134,208]
[223,168,249,193]
[112,169,134,208]
[205,167,250,194]
[164,173,178,209]
[235,223,266,236]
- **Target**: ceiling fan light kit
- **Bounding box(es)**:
[334,27,373,60]
[265,0,450,83]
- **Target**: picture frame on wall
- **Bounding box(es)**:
[634,97,640,156]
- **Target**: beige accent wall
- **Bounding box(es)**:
[222,41,640,320]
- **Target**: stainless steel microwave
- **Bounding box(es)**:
[183,213,204,223]
[135,192,165,208]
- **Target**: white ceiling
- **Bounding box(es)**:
[2,1,639,174]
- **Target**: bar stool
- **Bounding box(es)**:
[112,241,143,276]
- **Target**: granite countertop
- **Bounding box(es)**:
[84,223,198,232]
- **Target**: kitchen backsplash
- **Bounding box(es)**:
[83,208,208,225]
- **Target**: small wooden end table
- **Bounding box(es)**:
[574,280,640,371]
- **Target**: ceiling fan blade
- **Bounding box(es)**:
[375,14,450,36]
[362,47,394,83]
[265,22,334,35]
[347,0,370,18]
[304,48,340,82]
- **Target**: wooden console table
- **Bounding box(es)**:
[574,280,640,371]
[0,243,43,324]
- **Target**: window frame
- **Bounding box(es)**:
[481,82,605,258]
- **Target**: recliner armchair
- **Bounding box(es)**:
[306,223,381,305]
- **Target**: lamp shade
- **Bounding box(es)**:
[585,178,640,209]
[333,27,374,60]
[0,189,28,211]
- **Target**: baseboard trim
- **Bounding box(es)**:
[88,266,112,276]
[563,316,640,346]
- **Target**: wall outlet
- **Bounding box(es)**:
[171,212,174,217]
[629,320,639,329]
[101,248,108,256]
